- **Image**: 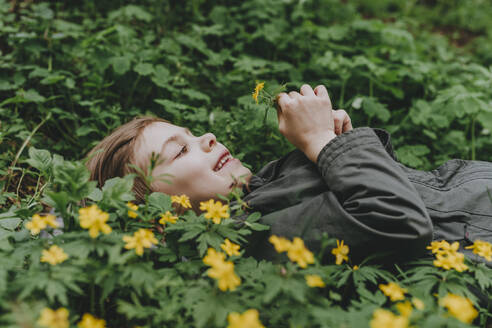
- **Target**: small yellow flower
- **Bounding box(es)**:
[331,239,349,265]
[199,199,230,224]
[123,228,158,256]
[78,204,112,238]
[440,293,478,324]
[411,297,425,310]
[305,274,325,288]
[171,194,192,209]
[26,214,48,235]
[77,313,106,328]
[207,260,241,291]
[203,248,226,267]
[370,309,408,328]
[227,309,265,328]
[127,202,139,219]
[221,238,241,256]
[396,300,413,318]
[379,282,407,302]
[465,240,492,261]
[433,251,468,272]
[159,211,178,225]
[286,237,314,268]
[268,235,292,253]
[37,307,69,328]
[40,245,69,265]
[252,82,265,104]
[353,265,359,270]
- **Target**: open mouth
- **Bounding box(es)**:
[213,152,233,171]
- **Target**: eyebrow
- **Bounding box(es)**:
[158,128,192,162]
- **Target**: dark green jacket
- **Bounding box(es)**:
[239,127,492,266]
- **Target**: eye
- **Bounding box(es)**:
[175,145,187,158]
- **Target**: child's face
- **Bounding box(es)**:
[135,122,252,208]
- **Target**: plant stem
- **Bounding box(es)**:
[471,115,476,160]
[339,78,346,108]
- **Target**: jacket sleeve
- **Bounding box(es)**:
[315,127,433,261]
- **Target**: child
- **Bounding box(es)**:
[86,84,492,266]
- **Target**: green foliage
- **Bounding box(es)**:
[1,0,492,327]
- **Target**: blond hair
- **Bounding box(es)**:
[86,116,169,203]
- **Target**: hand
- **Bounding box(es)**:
[276,84,343,163]
[332,108,353,135]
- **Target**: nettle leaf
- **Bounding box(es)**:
[360,97,391,122]
[134,62,154,76]
[395,144,430,168]
[110,56,132,75]
[151,65,171,88]
[147,192,172,212]
[101,175,135,207]
[26,147,51,173]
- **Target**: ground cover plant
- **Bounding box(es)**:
[0,0,491,327]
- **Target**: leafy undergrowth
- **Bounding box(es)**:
[0,149,491,328]
[2,0,492,327]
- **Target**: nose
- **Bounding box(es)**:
[200,133,216,152]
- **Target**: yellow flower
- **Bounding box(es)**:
[159,211,178,225]
[370,309,408,328]
[40,245,69,265]
[78,204,112,238]
[353,265,359,270]
[268,235,292,253]
[426,240,450,254]
[433,251,468,272]
[123,228,158,256]
[37,307,69,328]
[331,239,349,265]
[127,202,139,219]
[171,194,192,209]
[411,297,425,310]
[305,274,325,288]
[227,309,265,328]
[26,214,47,235]
[286,237,314,268]
[199,199,230,224]
[440,293,478,324]
[396,300,413,318]
[203,248,226,267]
[221,238,241,256]
[465,239,492,261]
[252,82,265,104]
[77,313,106,328]
[379,282,407,302]
[207,260,241,291]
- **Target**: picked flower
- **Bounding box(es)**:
[286,237,314,268]
[440,293,478,324]
[331,239,349,265]
[221,238,241,256]
[37,307,69,328]
[78,204,112,238]
[26,214,59,235]
[77,313,107,328]
[305,274,325,288]
[369,309,408,328]
[269,235,292,253]
[227,309,265,328]
[171,194,192,209]
[465,239,492,261]
[40,245,69,266]
[127,202,139,219]
[123,228,158,256]
[252,82,265,104]
[379,282,407,302]
[199,199,230,224]
[159,211,178,225]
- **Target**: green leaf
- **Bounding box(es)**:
[151,65,171,88]
[110,56,132,75]
[134,63,154,76]
[26,147,51,173]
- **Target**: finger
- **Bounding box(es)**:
[288,91,301,99]
[333,110,343,135]
[335,109,353,133]
[300,84,315,97]
[277,93,290,112]
[314,85,329,98]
